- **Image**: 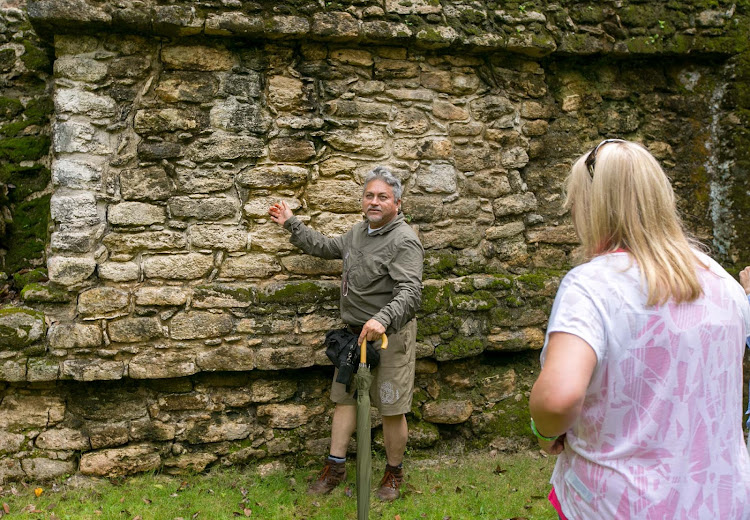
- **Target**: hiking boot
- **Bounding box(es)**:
[376,464,403,502]
[307,458,346,495]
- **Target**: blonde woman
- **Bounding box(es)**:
[529,139,750,519]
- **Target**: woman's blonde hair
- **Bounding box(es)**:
[565,139,704,306]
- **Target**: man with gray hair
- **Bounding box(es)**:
[269,166,423,501]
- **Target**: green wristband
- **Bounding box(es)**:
[530,418,558,441]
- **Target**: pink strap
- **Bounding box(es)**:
[548,487,569,520]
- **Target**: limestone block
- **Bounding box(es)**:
[255,346,315,370]
[385,0,441,14]
[422,400,473,424]
[280,255,342,276]
[432,100,468,121]
[103,231,187,254]
[465,170,512,198]
[276,115,325,130]
[326,99,390,120]
[0,431,25,452]
[53,55,107,82]
[319,157,357,177]
[196,344,256,371]
[48,322,102,349]
[0,361,26,382]
[249,224,297,253]
[393,137,452,160]
[492,192,537,217]
[402,195,443,222]
[0,460,24,482]
[128,351,197,379]
[312,213,362,236]
[257,404,310,429]
[182,414,254,444]
[268,76,305,111]
[204,12,264,36]
[0,396,65,429]
[79,444,161,477]
[137,140,184,160]
[50,231,94,253]
[47,256,96,286]
[452,73,481,94]
[362,20,413,42]
[163,453,217,475]
[306,179,362,213]
[487,328,545,352]
[108,202,166,226]
[330,49,373,67]
[187,132,264,162]
[21,458,77,481]
[407,421,440,448]
[87,422,128,449]
[311,12,359,40]
[192,285,254,308]
[501,147,530,169]
[479,370,517,403]
[134,108,205,133]
[175,164,236,193]
[268,137,316,162]
[78,287,129,317]
[245,379,297,404]
[170,311,233,340]
[62,359,126,381]
[243,196,301,219]
[266,15,310,37]
[236,165,308,190]
[53,121,112,155]
[325,127,387,155]
[486,222,526,240]
[158,393,211,412]
[521,101,554,119]
[391,108,430,134]
[449,122,484,137]
[108,317,164,343]
[55,89,116,119]
[120,166,172,201]
[98,261,140,282]
[470,95,515,121]
[420,223,485,249]
[50,192,99,226]
[156,71,219,103]
[219,72,262,99]
[416,162,457,193]
[189,225,248,251]
[298,314,341,333]
[209,387,254,408]
[135,287,189,306]
[143,253,214,280]
[35,428,89,451]
[170,196,240,221]
[161,45,234,71]
[26,359,60,382]
[209,97,268,133]
[218,254,282,280]
[0,308,45,349]
[525,225,579,244]
[374,59,420,79]
[52,158,102,189]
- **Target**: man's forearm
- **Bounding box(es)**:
[284,216,343,259]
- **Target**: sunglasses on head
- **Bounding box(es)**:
[585,138,626,177]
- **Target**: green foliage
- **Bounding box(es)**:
[21,40,51,72]
[0,136,50,162]
[0,452,558,519]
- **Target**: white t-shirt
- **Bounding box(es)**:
[542,250,750,519]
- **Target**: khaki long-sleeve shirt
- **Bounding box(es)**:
[284,213,423,333]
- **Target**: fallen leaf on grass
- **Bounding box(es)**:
[455,486,462,493]
[395,515,401,520]
[142,497,152,505]
[403,483,421,495]
[47,503,56,510]
[21,504,43,513]
[442,516,451,520]
[493,465,507,475]
[133,516,143,520]
[244,509,252,517]
[192,512,200,519]
[2,503,8,514]
[34,488,43,497]
[344,485,352,498]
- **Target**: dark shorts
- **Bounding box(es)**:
[330,319,416,416]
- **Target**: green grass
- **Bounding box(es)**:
[0,451,557,519]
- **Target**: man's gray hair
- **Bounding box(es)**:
[363,166,402,201]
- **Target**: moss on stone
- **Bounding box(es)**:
[13,268,47,288]
[0,136,50,162]
[21,283,73,303]
[21,41,51,72]
[435,336,486,361]
[0,97,23,121]
[516,272,547,291]
[193,285,255,304]
[424,251,457,277]
[258,281,338,305]
[0,164,50,202]
[3,194,50,275]
[419,284,450,314]
[417,314,455,340]
[453,290,497,311]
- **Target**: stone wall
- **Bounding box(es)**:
[0,0,748,481]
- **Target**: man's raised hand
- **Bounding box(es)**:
[269,200,293,227]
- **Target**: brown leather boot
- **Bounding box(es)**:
[307,458,346,495]
[375,464,403,502]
